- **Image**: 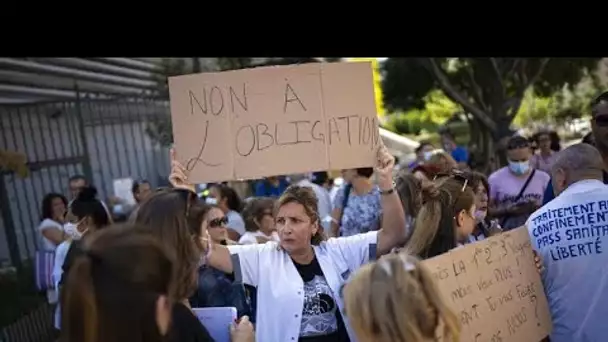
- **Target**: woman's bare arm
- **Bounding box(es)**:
[41,227,65,246]
[375,145,407,255]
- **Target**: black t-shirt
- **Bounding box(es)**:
[292,257,350,342]
[168,303,215,342]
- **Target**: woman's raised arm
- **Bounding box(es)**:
[375,143,407,256]
[168,149,260,285]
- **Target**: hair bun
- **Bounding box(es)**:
[78,186,98,202]
[420,183,440,202]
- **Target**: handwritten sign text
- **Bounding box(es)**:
[422,227,552,342]
[168,62,380,183]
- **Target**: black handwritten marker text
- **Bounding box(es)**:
[189,84,248,116]
[185,120,222,171]
[283,80,306,113]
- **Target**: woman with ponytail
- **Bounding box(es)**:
[404,177,477,259]
[61,225,174,342]
[343,253,460,342]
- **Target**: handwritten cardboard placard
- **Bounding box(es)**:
[422,227,552,342]
[168,62,380,183]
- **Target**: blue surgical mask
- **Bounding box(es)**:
[508,160,530,175]
[205,197,218,205]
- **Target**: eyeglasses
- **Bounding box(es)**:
[155,187,198,218]
[594,115,608,127]
[208,216,228,228]
[433,169,469,192]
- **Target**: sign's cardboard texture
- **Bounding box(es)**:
[168,62,380,183]
[422,227,553,342]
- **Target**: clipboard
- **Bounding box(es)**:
[192,307,237,342]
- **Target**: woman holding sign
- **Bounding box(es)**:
[169,143,407,342]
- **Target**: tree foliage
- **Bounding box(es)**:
[383,90,460,135]
[382,58,602,169]
[0,150,29,178]
[382,58,601,138]
[514,73,601,127]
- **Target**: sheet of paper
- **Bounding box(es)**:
[112,178,135,205]
[192,307,237,342]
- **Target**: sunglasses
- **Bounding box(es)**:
[433,169,469,192]
[208,216,228,228]
[155,187,198,218]
[594,115,608,127]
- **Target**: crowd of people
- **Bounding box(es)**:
[31,91,608,342]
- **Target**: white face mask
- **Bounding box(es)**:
[64,222,85,240]
[205,197,218,206]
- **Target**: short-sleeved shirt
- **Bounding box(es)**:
[526,180,608,342]
[254,178,290,198]
[488,167,550,230]
[227,231,378,341]
[238,231,279,245]
[543,171,608,205]
[333,184,382,237]
[293,257,349,342]
[38,218,63,252]
[451,146,469,163]
[226,210,246,236]
[531,152,558,174]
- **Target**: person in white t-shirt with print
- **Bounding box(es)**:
[239,197,280,244]
[169,143,407,342]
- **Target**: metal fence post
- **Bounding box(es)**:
[0,177,22,269]
[74,83,94,183]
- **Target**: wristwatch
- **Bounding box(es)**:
[380,181,396,195]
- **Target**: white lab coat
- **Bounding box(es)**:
[227,231,378,341]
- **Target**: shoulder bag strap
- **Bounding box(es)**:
[513,169,536,203]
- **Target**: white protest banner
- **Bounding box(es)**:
[168,62,380,183]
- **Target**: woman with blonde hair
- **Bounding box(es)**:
[343,253,460,342]
[428,150,458,174]
[169,143,407,341]
[404,176,477,259]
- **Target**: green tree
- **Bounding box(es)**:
[383,89,459,135]
[381,58,601,168]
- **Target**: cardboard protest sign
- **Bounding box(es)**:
[422,227,552,342]
[168,62,380,183]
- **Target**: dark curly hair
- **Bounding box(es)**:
[40,192,68,222]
